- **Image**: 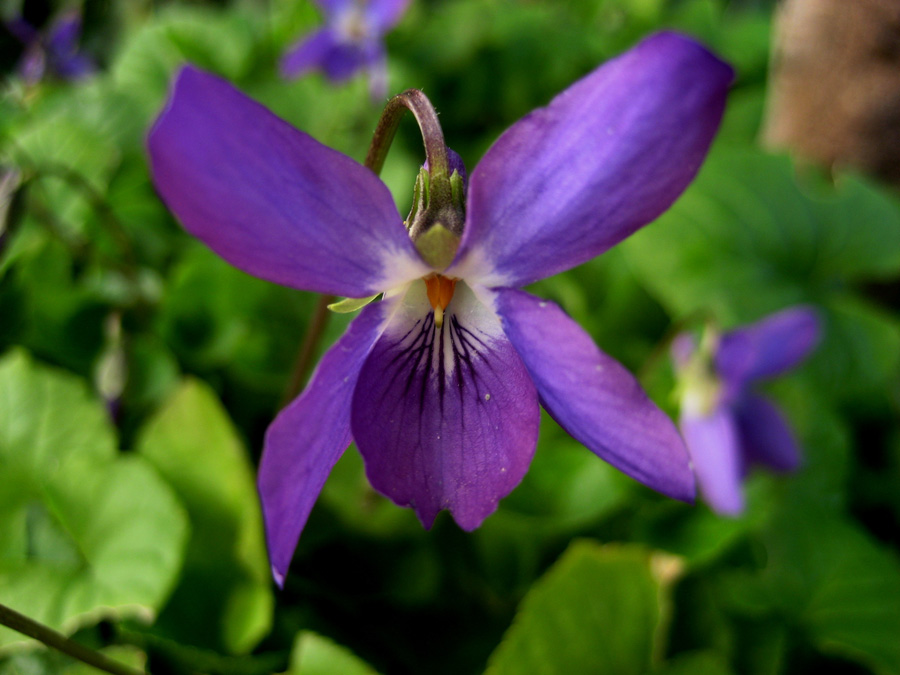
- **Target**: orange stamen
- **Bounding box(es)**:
[424,275,457,327]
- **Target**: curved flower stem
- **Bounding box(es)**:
[280,291,334,407]
[365,89,452,204]
[0,603,145,675]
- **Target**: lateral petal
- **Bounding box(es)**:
[280,28,338,78]
[311,0,352,13]
[733,393,802,472]
[494,287,694,501]
[351,281,540,530]
[716,305,821,387]
[259,302,386,587]
[680,407,745,516]
[148,66,428,297]
[448,32,732,287]
[367,0,412,31]
[320,40,383,82]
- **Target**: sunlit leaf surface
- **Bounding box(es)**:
[0,350,188,649]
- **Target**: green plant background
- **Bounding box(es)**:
[0,0,898,673]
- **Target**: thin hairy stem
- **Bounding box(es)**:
[280,291,334,406]
[365,89,451,202]
[0,603,145,675]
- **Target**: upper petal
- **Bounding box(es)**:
[311,0,352,15]
[494,287,694,501]
[367,0,412,31]
[321,40,383,82]
[448,32,733,287]
[6,18,38,45]
[733,393,802,473]
[680,407,745,516]
[351,281,540,530]
[281,28,380,83]
[147,66,428,297]
[46,11,82,56]
[716,305,821,387]
[280,28,338,78]
[259,302,386,587]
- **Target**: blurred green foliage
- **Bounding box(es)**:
[0,0,898,673]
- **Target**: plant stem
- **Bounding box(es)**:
[365,89,451,202]
[117,625,288,675]
[280,291,334,406]
[0,603,145,675]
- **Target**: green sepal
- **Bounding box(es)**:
[406,168,430,228]
[672,322,722,417]
[414,223,460,270]
[328,294,380,313]
[450,169,465,211]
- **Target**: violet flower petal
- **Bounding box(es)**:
[283,29,382,83]
[312,0,353,13]
[259,302,385,587]
[18,44,45,84]
[280,28,338,78]
[367,0,412,31]
[44,12,94,80]
[321,39,382,82]
[351,282,540,529]
[424,148,469,190]
[671,333,697,371]
[53,53,93,79]
[734,393,802,472]
[494,287,695,501]
[46,12,82,56]
[6,18,38,45]
[716,306,821,386]
[366,51,388,101]
[148,66,429,297]
[448,32,733,288]
[680,407,744,516]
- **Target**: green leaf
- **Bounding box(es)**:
[623,147,900,398]
[633,500,762,567]
[0,645,146,674]
[159,244,312,391]
[763,379,850,511]
[285,632,380,675]
[0,350,188,650]
[319,446,421,539]
[135,379,273,654]
[486,541,676,675]
[498,422,631,529]
[0,232,106,374]
[654,651,734,675]
[722,506,900,674]
[111,6,257,119]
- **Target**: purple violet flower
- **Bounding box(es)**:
[280,0,410,99]
[148,31,733,585]
[7,11,94,85]
[673,306,822,516]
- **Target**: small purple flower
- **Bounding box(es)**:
[280,0,410,99]
[673,307,822,516]
[148,32,733,584]
[7,11,94,85]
